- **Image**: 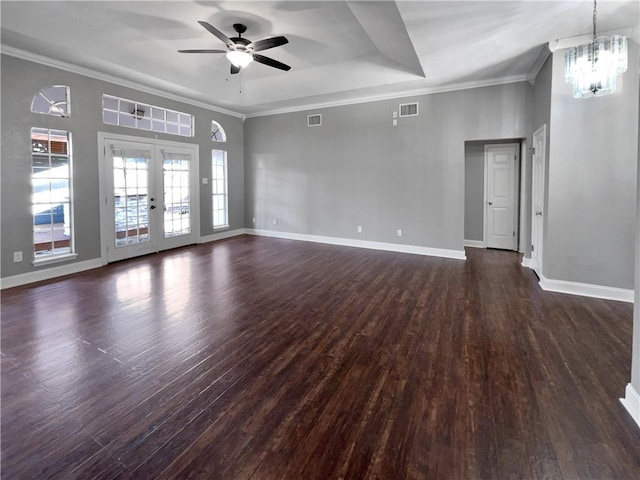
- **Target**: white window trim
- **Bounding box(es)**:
[212,149,229,230]
[102,94,194,138]
[31,85,71,117]
[33,253,79,267]
[211,120,227,142]
[31,128,75,262]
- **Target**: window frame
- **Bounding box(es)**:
[211,120,227,142]
[102,94,194,138]
[31,127,77,265]
[211,149,229,230]
[31,85,71,117]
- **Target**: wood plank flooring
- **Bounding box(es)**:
[2,235,639,479]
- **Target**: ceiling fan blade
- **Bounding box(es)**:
[230,64,241,75]
[252,54,291,71]
[250,36,289,52]
[178,49,226,54]
[197,21,234,48]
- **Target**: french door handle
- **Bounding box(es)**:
[535,211,542,216]
[150,205,157,210]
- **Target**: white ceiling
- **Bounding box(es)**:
[1,1,638,117]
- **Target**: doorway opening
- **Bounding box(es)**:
[98,132,200,263]
[464,138,524,252]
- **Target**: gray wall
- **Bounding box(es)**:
[464,139,523,243]
[464,142,485,242]
[245,82,532,251]
[1,54,244,278]
[632,77,640,391]
[545,41,639,289]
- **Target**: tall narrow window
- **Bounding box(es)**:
[32,128,74,260]
[212,149,228,229]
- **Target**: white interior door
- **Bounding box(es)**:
[100,134,198,263]
[531,125,546,277]
[485,144,518,250]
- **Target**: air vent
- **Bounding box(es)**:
[399,102,419,117]
[307,114,322,127]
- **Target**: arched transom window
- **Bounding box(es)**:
[211,121,226,142]
[31,85,70,117]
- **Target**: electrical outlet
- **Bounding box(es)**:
[252,217,256,224]
[13,251,23,262]
[273,218,277,225]
[392,119,398,127]
[202,178,208,184]
[397,229,402,237]
[357,226,362,233]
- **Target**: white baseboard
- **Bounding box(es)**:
[521,257,532,268]
[198,228,248,244]
[464,239,485,248]
[621,383,640,429]
[0,258,104,290]
[539,274,634,303]
[246,229,466,260]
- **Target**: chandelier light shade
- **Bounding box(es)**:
[564,0,628,98]
[226,50,253,68]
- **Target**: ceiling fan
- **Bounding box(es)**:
[178,22,291,74]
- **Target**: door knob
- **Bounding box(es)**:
[150,205,156,210]
[488,200,493,205]
[535,211,542,216]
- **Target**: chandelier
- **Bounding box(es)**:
[564,0,628,98]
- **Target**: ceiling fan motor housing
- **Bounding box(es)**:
[230,37,251,51]
[233,23,248,35]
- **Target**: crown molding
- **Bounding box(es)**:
[244,74,529,118]
[1,45,245,119]
[2,44,531,121]
[548,26,635,52]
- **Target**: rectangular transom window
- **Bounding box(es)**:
[212,149,228,229]
[31,128,74,260]
[102,94,193,137]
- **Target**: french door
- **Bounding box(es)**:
[99,134,199,263]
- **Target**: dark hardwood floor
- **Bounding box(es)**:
[2,235,639,479]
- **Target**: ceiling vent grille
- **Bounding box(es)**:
[399,102,419,117]
[307,114,322,127]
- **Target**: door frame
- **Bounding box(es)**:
[519,140,527,253]
[97,132,200,264]
[530,124,547,278]
[483,142,520,251]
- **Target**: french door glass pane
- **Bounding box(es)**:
[113,150,150,247]
[162,155,190,238]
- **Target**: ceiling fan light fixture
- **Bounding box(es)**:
[227,50,253,68]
